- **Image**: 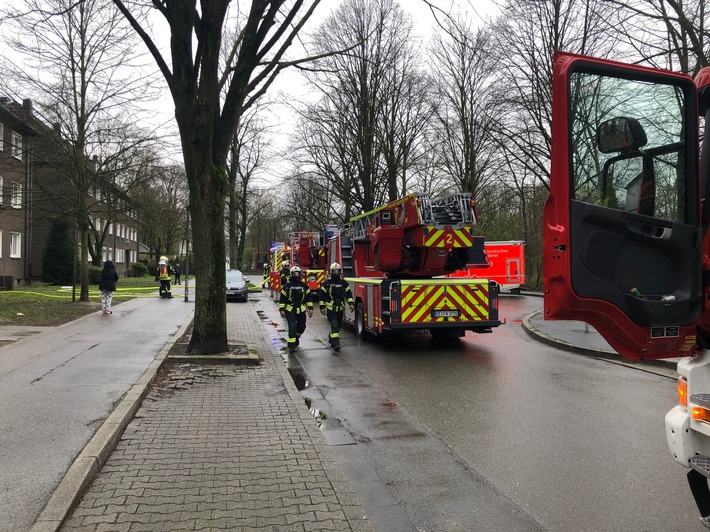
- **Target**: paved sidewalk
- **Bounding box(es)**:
[55,299,372,531]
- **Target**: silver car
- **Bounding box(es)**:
[226,269,249,302]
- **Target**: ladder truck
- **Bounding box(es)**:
[545,51,710,524]
[326,192,504,339]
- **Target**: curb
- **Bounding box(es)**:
[521,309,678,371]
[30,311,195,532]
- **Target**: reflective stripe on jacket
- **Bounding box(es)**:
[319,278,354,312]
[279,280,313,313]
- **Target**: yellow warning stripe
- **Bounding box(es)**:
[423,228,474,248]
[400,283,490,323]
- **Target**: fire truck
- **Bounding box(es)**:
[545,51,710,523]
[326,192,503,339]
[448,240,525,294]
[268,231,327,302]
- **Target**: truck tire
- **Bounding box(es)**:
[355,302,369,340]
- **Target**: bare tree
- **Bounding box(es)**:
[603,0,710,74]
[428,16,498,202]
[2,0,156,300]
[227,110,271,271]
[486,0,618,285]
[302,0,422,213]
[132,161,188,262]
[113,0,322,354]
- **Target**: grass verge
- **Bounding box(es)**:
[0,276,192,327]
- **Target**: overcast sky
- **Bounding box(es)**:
[135,0,503,169]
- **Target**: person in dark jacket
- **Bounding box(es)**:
[279,266,313,353]
[98,260,119,315]
[319,263,354,351]
[174,262,183,285]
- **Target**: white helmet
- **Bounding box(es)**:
[282,260,290,269]
[290,265,302,276]
[330,262,342,273]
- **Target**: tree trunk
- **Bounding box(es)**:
[187,164,229,355]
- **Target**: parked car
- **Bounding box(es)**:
[226,269,249,302]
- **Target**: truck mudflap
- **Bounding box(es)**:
[389,279,503,330]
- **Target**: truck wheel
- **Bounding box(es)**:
[355,302,369,340]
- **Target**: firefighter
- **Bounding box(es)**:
[279,266,313,353]
[319,262,354,351]
[157,256,173,298]
[278,260,290,290]
[263,261,271,288]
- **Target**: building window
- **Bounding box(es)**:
[11,131,22,159]
[116,248,125,263]
[10,232,20,258]
[108,247,113,261]
[0,175,3,204]
[11,181,21,209]
[0,123,4,151]
[108,222,112,235]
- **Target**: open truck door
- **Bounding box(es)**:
[544,51,703,360]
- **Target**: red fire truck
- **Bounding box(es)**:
[448,240,525,294]
[326,192,504,339]
[269,232,327,302]
[545,51,710,522]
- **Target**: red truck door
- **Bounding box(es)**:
[544,51,703,360]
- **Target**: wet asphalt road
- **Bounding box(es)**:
[253,292,700,531]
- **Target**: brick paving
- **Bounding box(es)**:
[60,299,372,531]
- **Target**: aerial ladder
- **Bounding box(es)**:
[326,192,503,339]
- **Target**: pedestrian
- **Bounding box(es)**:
[279,266,313,353]
[319,262,354,351]
[263,261,271,288]
[174,262,183,285]
[157,256,173,298]
[99,260,119,315]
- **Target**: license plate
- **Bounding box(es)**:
[227,290,236,295]
[432,309,459,318]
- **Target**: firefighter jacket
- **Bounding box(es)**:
[158,263,172,280]
[319,277,354,312]
[279,280,313,314]
[279,268,290,289]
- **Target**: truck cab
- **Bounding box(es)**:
[545,51,710,522]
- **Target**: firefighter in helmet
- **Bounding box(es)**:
[279,265,314,353]
[157,256,173,298]
[319,262,354,351]
[278,260,290,291]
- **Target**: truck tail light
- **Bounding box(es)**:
[678,377,688,407]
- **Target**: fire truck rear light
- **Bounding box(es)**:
[691,406,710,422]
[678,377,688,407]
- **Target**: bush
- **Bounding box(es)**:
[146,259,157,278]
[89,265,102,284]
[41,218,74,285]
[128,262,148,277]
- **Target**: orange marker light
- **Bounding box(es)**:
[678,377,688,407]
[691,407,710,422]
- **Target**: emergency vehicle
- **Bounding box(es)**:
[268,232,327,302]
[545,51,710,523]
[326,192,503,339]
[448,240,525,293]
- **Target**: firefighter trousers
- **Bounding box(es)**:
[285,311,307,351]
[326,309,344,348]
[159,279,172,298]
